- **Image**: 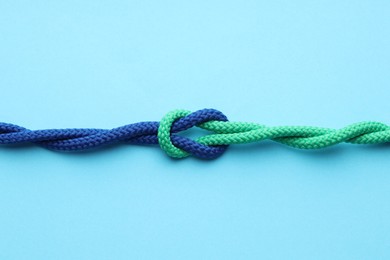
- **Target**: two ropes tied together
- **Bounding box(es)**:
[0,108,389,159]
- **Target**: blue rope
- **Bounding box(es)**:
[0,109,229,159]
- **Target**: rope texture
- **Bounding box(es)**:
[0,108,389,159]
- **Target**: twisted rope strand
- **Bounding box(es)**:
[197,122,390,148]
[0,108,389,159]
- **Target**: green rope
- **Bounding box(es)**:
[158,109,390,158]
[158,109,191,158]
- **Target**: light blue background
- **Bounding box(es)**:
[0,1,389,259]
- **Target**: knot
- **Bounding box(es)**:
[158,108,229,159]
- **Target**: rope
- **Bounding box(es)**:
[0,108,389,159]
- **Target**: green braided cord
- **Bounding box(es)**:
[198,121,390,148]
[158,109,191,158]
[159,109,390,158]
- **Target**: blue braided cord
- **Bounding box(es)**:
[0,109,229,159]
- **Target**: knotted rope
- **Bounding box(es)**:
[0,108,389,159]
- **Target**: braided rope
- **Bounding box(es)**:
[0,108,389,159]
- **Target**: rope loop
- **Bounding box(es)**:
[158,109,191,158]
[157,109,229,159]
